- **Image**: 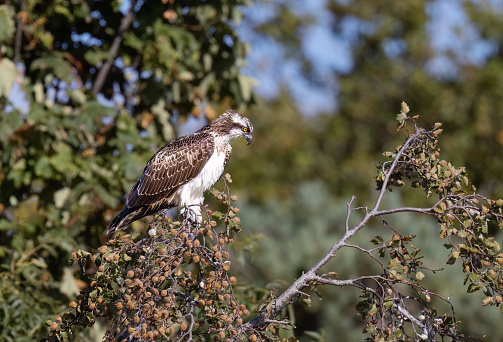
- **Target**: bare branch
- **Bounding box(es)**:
[374,206,435,216]
[311,275,380,295]
[393,300,432,340]
[344,243,386,268]
[92,0,140,96]
[241,125,476,342]
[345,196,356,232]
[14,0,26,62]
[262,129,427,315]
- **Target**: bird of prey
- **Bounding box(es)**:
[107,110,253,234]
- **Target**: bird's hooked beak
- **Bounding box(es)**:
[245,133,253,145]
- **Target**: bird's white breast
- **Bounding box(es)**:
[175,148,228,207]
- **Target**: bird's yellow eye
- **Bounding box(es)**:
[243,127,248,132]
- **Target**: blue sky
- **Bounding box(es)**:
[237,0,497,115]
[9,0,499,119]
[237,0,343,115]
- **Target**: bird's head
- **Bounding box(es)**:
[213,109,253,144]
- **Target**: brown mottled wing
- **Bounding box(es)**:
[126,132,215,208]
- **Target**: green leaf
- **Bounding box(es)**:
[199,72,216,98]
[31,55,73,82]
[93,183,119,208]
[211,211,224,219]
[30,257,47,268]
[151,98,174,141]
[400,101,410,114]
[446,251,459,265]
[0,58,19,98]
[84,49,112,66]
[370,236,384,245]
[393,328,403,338]
[396,112,407,124]
[468,273,479,283]
[355,300,370,313]
[59,267,79,298]
[365,324,376,335]
[67,89,87,105]
[368,303,378,316]
[468,282,481,293]
[54,187,71,208]
[303,331,323,340]
[0,111,23,145]
[33,81,45,103]
[34,156,54,178]
[50,143,76,174]
[83,100,116,117]
[238,74,257,102]
[388,257,400,270]
[302,297,312,307]
[54,4,72,17]
[492,241,501,254]
[0,219,15,231]
[0,5,15,42]
[123,31,144,50]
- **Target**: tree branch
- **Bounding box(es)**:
[242,128,428,332]
[92,0,139,96]
[14,0,26,62]
[373,129,425,212]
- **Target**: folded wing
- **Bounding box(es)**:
[127,133,215,208]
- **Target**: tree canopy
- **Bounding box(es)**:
[1,0,503,341]
[238,0,503,198]
[0,1,253,340]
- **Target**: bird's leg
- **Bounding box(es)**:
[180,205,202,235]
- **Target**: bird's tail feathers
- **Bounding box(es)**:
[107,198,177,235]
[107,205,151,235]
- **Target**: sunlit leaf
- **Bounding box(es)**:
[0,58,19,98]
[0,5,14,42]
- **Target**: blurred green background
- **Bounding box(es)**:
[1,0,503,341]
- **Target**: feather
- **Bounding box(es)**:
[128,132,214,208]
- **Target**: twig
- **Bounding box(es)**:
[344,243,386,268]
[373,129,425,212]
[345,196,356,232]
[393,300,432,340]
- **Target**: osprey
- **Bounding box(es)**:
[107,110,253,234]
